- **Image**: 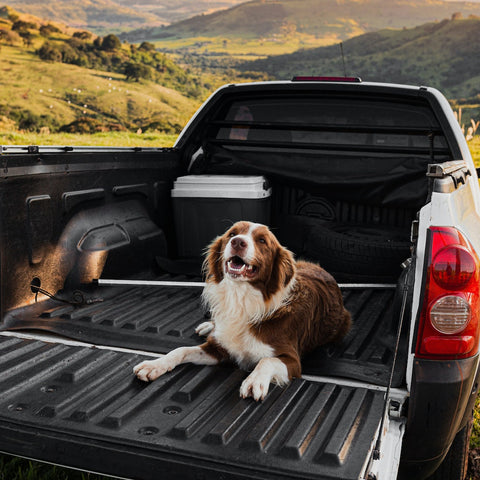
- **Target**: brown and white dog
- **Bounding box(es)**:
[134,221,351,401]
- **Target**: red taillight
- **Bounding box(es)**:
[291,76,362,83]
[416,227,480,359]
[432,246,476,290]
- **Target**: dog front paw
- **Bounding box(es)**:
[240,371,271,401]
[133,358,173,382]
[195,321,214,336]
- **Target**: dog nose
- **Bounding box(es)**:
[231,236,247,251]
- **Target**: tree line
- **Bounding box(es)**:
[36,33,204,96]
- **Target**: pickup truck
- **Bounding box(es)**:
[0,78,479,480]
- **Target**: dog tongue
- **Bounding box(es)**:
[227,259,257,278]
[228,259,246,274]
[232,258,245,268]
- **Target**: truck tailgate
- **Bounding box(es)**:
[0,335,385,480]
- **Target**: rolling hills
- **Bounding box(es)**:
[113,0,247,26]
[0,7,205,134]
[0,43,201,133]
[6,0,480,42]
[240,15,480,100]
[2,1,480,137]
[2,0,246,34]
[123,0,480,49]
[1,0,158,34]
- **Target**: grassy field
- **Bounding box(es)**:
[0,130,178,147]
[152,32,337,59]
[0,44,201,135]
[0,454,111,480]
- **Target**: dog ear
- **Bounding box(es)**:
[202,235,224,283]
[278,246,296,287]
[265,246,296,299]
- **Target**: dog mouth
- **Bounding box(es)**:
[226,256,258,279]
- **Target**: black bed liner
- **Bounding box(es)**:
[1,276,406,387]
[0,336,385,480]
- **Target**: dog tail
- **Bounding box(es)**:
[332,308,352,344]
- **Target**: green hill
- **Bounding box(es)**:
[0,8,204,133]
[240,16,480,99]
[0,44,201,134]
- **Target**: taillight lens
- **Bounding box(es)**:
[416,227,480,360]
[432,246,476,289]
[430,296,471,334]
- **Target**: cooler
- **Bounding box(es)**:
[171,175,271,257]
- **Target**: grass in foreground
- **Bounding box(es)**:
[472,396,480,449]
[0,454,112,480]
[0,131,177,148]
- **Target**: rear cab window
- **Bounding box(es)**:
[210,94,450,156]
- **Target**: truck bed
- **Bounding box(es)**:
[1,277,407,387]
[0,335,386,480]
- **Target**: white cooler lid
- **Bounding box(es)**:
[171,175,271,199]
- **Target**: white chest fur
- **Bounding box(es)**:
[202,279,274,369]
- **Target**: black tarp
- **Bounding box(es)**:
[202,145,437,209]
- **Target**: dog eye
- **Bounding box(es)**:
[258,237,266,244]
[228,232,236,238]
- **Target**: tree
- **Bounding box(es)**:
[39,24,60,37]
[37,42,62,62]
[124,62,150,81]
[139,41,155,52]
[12,20,37,32]
[67,37,87,51]
[101,34,121,51]
[73,31,92,41]
[0,28,21,46]
[19,30,33,47]
[60,43,79,63]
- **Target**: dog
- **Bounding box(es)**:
[134,221,351,401]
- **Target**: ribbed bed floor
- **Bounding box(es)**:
[2,274,406,387]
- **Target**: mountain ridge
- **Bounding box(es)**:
[239,16,480,99]
[1,1,246,33]
[123,0,480,46]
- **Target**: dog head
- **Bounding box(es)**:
[204,221,296,299]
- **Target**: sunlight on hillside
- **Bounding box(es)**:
[0,131,177,147]
[154,33,338,59]
[0,44,201,135]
